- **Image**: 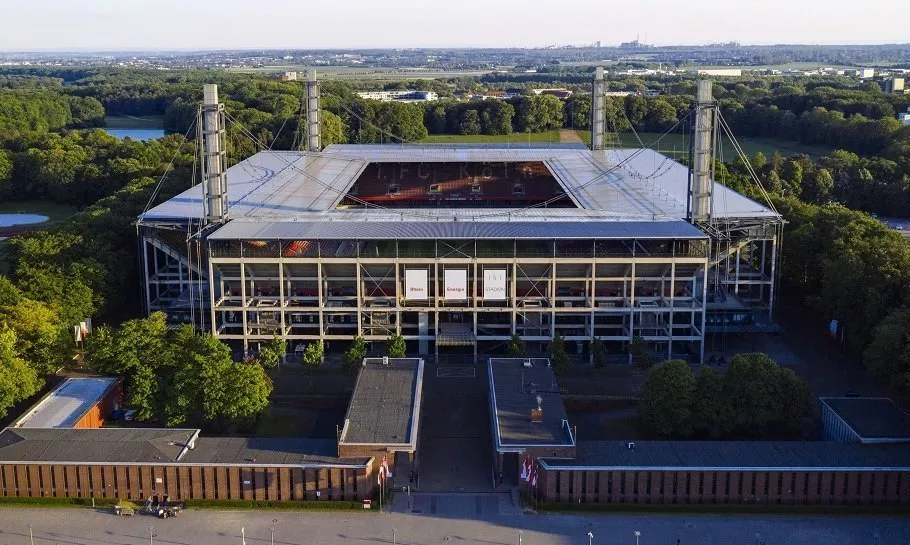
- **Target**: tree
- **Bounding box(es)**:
[387,333,406,358]
[804,168,834,203]
[0,325,42,418]
[691,368,733,438]
[480,100,514,135]
[344,336,368,375]
[863,307,910,402]
[550,334,570,374]
[459,109,481,135]
[320,109,348,146]
[506,334,527,357]
[302,340,324,368]
[514,94,564,133]
[592,337,607,368]
[629,336,654,369]
[639,360,695,437]
[751,152,768,172]
[258,335,286,369]
[724,353,810,436]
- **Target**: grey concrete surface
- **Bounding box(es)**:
[0,505,907,545]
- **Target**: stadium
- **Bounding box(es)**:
[138,77,784,363]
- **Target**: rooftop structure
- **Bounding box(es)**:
[356,90,438,102]
[338,358,424,454]
[820,397,910,444]
[13,377,120,429]
[488,358,574,455]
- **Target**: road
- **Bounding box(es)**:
[0,503,907,545]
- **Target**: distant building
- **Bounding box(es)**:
[845,68,875,79]
[899,108,910,126]
[882,77,906,94]
[280,71,297,81]
[356,90,438,102]
[696,68,743,77]
[531,88,573,99]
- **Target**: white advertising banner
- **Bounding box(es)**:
[483,269,507,300]
[404,269,429,300]
[444,269,468,301]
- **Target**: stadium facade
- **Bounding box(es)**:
[138,81,783,363]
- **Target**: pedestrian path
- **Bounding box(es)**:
[393,492,522,517]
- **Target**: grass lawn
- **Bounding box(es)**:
[420,131,562,144]
[0,200,78,223]
[575,130,832,158]
[103,115,165,129]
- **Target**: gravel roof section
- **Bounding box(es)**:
[339,358,423,449]
[184,437,368,467]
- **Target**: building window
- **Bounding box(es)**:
[471,183,482,194]
[388,184,400,195]
[512,183,525,196]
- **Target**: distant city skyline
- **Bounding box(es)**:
[1,0,907,51]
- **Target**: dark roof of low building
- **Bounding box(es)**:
[821,397,910,440]
[339,358,423,449]
[0,427,196,463]
[541,440,910,470]
[184,437,368,467]
[488,358,574,451]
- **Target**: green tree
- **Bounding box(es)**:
[480,100,514,135]
[639,360,695,437]
[725,353,810,435]
[459,109,481,135]
[320,109,348,147]
[0,297,66,374]
[258,335,286,369]
[550,334,570,374]
[514,94,564,133]
[387,333,406,358]
[506,333,527,357]
[690,367,733,437]
[592,337,607,368]
[302,340,325,368]
[0,325,42,418]
[344,336,368,375]
[863,307,910,401]
[751,152,768,172]
[629,336,654,369]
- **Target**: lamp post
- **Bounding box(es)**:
[634,530,641,545]
[241,526,246,545]
[393,528,397,545]
[28,523,34,545]
[148,526,154,545]
[518,531,522,545]
[587,531,594,545]
[270,527,275,545]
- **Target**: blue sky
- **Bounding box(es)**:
[0,0,906,51]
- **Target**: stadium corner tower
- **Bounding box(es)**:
[138,77,783,364]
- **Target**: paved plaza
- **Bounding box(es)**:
[0,503,906,545]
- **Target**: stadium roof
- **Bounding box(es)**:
[13,377,119,429]
[338,358,424,451]
[141,145,780,224]
[208,220,707,241]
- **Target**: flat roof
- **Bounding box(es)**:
[208,219,707,241]
[0,428,197,463]
[141,145,780,224]
[541,440,910,471]
[0,429,371,468]
[184,437,368,467]
[488,358,574,451]
[821,397,910,440]
[14,378,119,429]
[339,358,424,450]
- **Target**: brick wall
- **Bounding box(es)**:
[0,463,370,502]
[534,467,910,506]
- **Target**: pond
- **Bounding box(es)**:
[104,128,166,140]
[0,213,50,228]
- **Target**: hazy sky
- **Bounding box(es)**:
[0,0,906,51]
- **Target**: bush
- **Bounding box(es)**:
[343,336,367,375]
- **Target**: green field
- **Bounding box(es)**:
[421,131,563,144]
[0,200,78,223]
[103,115,165,129]
[575,131,832,158]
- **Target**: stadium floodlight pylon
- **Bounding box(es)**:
[591,66,606,151]
[199,84,228,224]
[305,70,321,152]
[687,79,717,225]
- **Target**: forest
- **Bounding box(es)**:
[2,67,910,425]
